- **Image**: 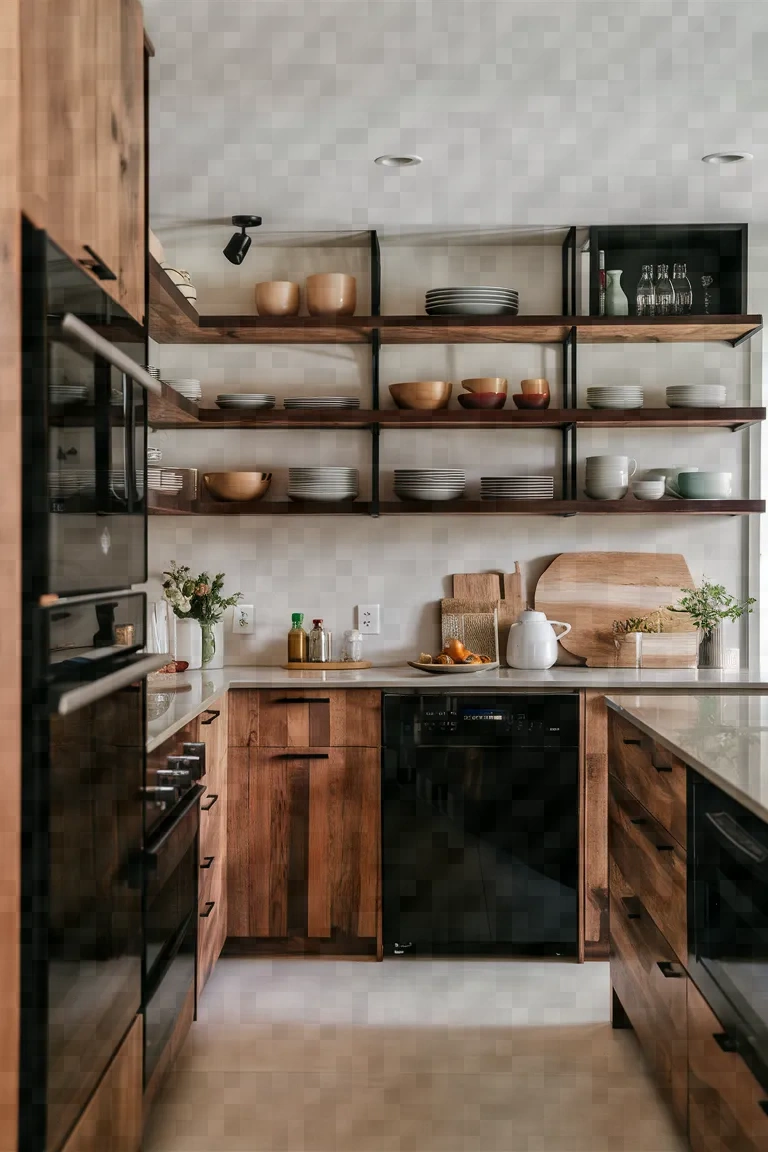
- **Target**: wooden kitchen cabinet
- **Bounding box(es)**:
[60,1015,142,1152]
[230,688,381,749]
[227,744,380,952]
[198,695,228,996]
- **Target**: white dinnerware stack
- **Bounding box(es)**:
[50,383,88,406]
[665,385,726,408]
[148,468,183,494]
[166,378,202,402]
[283,396,361,410]
[585,455,637,500]
[393,470,466,501]
[49,470,96,498]
[586,386,644,410]
[287,467,359,502]
[216,393,276,409]
[110,469,145,497]
[425,287,519,316]
[480,476,555,501]
[147,447,163,463]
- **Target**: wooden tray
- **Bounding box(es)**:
[281,661,372,670]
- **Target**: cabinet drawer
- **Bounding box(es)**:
[198,695,228,777]
[230,689,380,748]
[688,980,768,1152]
[609,711,686,847]
[609,775,686,962]
[198,859,225,997]
[199,846,223,907]
[610,861,687,1131]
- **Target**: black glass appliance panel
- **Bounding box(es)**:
[144,797,199,993]
[690,774,768,1091]
[382,694,579,956]
[144,915,195,1085]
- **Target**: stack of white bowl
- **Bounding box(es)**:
[394,470,466,501]
[480,476,555,500]
[50,383,88,406]
[425,287,519,316]
[166,378,202,402]
[287,467,358,502]
[666,384,726,408]
[284,396,361,410]
[585,455,637,500]
[216,393,275,410]
[586,386,644,410]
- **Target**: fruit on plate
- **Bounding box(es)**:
[415,639,493,665]
[434,654,454,664]
[156,659,190,674]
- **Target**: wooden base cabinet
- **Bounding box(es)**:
[198,696,228,996]
[61,1016,142,1152]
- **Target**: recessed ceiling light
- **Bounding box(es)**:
[374,154,423,167]
[701,151,753,165]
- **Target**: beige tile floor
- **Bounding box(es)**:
[144,958,686,1152]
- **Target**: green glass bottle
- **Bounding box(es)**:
[287,613,308,663]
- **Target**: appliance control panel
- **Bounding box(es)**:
[383,694,579,748]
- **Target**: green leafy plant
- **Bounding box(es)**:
[668,580,755,637]
[162,562,242,623]
[612,612,665,635]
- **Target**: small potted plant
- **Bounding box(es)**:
[163,563,242,668]
[668,580,755,669]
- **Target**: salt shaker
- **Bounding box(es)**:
[341,629,363,663]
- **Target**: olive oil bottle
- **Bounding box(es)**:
[287,613,308,663]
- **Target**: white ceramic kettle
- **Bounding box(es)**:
[506,609,572,670]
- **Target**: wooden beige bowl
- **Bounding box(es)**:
[255,281,300,317]
[461,377,508,395]
[389,381,452,410]
[203,472,272,502]
[520,378,550,397]
[306,273,357,316]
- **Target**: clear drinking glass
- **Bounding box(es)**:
[671,263,692,314]
[654,264,675,316]
[635,265,655,316]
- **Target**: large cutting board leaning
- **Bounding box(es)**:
[534,552,695,667]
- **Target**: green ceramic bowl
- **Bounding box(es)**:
[675,471,732,499]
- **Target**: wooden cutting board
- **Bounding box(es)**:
[451,567,525,665]
[534,552,694,667]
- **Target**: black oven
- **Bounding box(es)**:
[690,772,768,1094]
[22,219,161,597]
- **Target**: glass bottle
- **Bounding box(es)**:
[308,619,331,663]
[654,264,675,316]
[598,249,606,315]
[671,263,692,314]
[287,612,308,663]
[341,629,363,663]
[635,265,655,316]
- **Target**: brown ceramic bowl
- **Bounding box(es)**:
[203,471,272,502]
[512,393,550,409]
[306,273,357,316]
[461,377,508,395]
[520,378,550,397]
[457,392,507,410]
[389,381,452,410]
[255,281,300,317]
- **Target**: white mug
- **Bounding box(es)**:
[586,455,637,476]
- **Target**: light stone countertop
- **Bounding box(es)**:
[606,693,768,823]
[147,664,768,753]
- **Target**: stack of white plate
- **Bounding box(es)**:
[49,470,96,497]
[425,287,519,316]
[50,384,88,406]
[148,468,183,494]
[287,467,359,502]
[586,386,644,410]
[480,476,555,500]
[147,446,163,463]
[666,385,726,408]
[109,470,145,497]
[216,393,276,409]
[166,378,202,402]
[283,397,361,409]
[394,470,466,501]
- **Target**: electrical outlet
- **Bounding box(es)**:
[234,604,254,634]
[357,604,380,634]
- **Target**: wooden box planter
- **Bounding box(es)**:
[614,631,698,669]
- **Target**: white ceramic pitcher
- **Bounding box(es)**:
[507,609,572,670]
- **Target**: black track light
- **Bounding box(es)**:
[223,215,262,264]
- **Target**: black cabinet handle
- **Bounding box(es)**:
[277,753,329,760]
[631,818,647,826]
[657,961,684,979]
[200,901,215,919]
[200,793,219,811]
[623,738,641,746]
[656,844,675,852]
[200,856,215,869]
[653,762,672,773]
[274,697,330,704]
[714,1032,739,1053]
[621,896,642,920]
[759,1101,768,1116]
[201,710,220,725]
[79,245,117,281]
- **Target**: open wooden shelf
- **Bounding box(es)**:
[148,492,371,516]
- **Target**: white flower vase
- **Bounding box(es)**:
[174,617,202,670]
[605,270,629,316]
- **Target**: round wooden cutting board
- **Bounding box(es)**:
[534,551,695,667]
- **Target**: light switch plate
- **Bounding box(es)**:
[234,604,254,634]
[357,604,380,634]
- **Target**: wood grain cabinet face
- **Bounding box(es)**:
[60,1015,142,1152]
[198,695,228,996]
[609,712,686,848]
[230,689,381,749]
[688,980,768,1152]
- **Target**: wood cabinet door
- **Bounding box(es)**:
[60,1015,142,1152]
[230,689,381,749]
[116,0,145,322]
[227,746,380,942]
[93,0,122,296]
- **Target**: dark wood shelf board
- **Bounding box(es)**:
[150,406,377,430]
[378,499,765,516]
[148,493,371,515]
[572,315,762,345]
[148,254,202,342]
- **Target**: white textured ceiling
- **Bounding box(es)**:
[145,0,768,234]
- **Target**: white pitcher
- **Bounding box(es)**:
[507,609,572,670]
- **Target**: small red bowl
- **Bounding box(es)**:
[513,393,550,409]
[457,392,507,410]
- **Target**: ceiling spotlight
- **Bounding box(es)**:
[374,154,423,167]
[223,215,262,264]
[701,152,753,165]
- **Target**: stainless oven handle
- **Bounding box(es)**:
[705,810,768,865]
[60,313,162,396]
[54,653,166,715]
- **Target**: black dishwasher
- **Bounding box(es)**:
[382,693,579,957]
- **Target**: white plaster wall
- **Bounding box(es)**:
[145,237,753,666]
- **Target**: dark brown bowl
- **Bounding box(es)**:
[457,392,507,410]
[512,393,550,409]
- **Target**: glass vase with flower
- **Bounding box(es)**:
[162,563,242,668]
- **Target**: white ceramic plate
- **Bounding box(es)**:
[426,304,519,316]
[407,660,500,674]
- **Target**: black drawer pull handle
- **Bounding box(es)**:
[621,896,642,920]
[631,818,647,826]
[200,901,215,919]
[623,738,642,746]
[714,1032,739,1053]
[79,245,117,281]
[200,793,219,811]
[657,961,684,979]
[759,1101,768,1116]
[201,709,220,725]
[653,763,672,773]
[277,753,329,760]
[656,844,674,852]
[274,697,330,704]
[200,856,215,869]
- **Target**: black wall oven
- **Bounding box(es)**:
[690,772,768,1094]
